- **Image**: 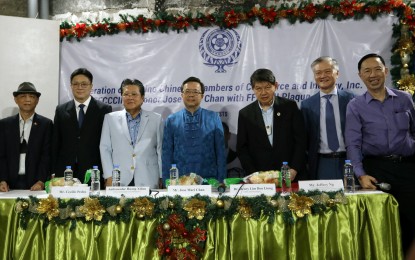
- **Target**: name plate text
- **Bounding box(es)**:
[230,184,276,197]
[106,186,150,198]
[51,186,90,199]
[299,180,344,192]
[167,185,212,197]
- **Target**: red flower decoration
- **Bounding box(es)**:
[301,3,318,21]
[73,23,88,38]
[339,0,363,17]
[157,214,207,259]
[224,10,240,28]
[260,7,278,24]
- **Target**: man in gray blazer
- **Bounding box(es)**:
[100,79,163,188]
[301,56,354,180]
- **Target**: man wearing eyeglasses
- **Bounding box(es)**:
[162,76,226,184]
[0,82,52,191]
[52,68,112,183]
[237,68,307,180]
[100,79,163,188]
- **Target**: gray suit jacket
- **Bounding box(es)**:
[301,90,354,180]
[99,109,163,188]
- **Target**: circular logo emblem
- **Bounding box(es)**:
[199,28,241,73]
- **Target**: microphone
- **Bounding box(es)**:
[149,189,160,197]
[375,182,391,191]
[233,183,245,199]
[217,183,226,195]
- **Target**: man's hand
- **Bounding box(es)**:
[289,169,297,181]
[358,175,377,189]
[0,181,9,192]
[105,177,113,187]
[30,181,44,191]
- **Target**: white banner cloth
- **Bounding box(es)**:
[60,15,396,133]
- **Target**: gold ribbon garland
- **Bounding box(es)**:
[183,198,206,220]
[79,197,106,221]
[36,195,60,220]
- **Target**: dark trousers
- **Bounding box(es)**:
[363,157,415,254]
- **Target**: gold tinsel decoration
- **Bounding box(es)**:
[130,198,155,217]
[37,195,60,221]
[183,198,206,220]
[397,74,415,96]
[79,197,106,221]
[237,199,253,219]
[15,201,29,213]
[288,193,314,218]
[396,37,415,54]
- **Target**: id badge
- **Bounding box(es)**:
[266,125,272,136]
[18,153,26,175]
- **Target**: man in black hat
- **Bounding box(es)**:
[0,82,53,191]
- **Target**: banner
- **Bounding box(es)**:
[60,15,396,133]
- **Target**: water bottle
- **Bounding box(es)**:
[64,166,73,186]
[343,160,355,192]
[90,166,101,196]
[169,164,179,186]
[112,165,121,187]
[281,162,291,192]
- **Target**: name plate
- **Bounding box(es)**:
[106,187,150,198]
[299,180,344,192]
[51,186,90,199]
[229,184,276,197]
[167,185,212,197]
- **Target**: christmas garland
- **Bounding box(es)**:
[16,191,347,259]
[59,0,415,95]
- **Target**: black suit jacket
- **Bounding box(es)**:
[237,97,307,178]
[52,97,112,182]
[0,113,53,189]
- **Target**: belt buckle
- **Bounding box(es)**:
[389,155,402,162]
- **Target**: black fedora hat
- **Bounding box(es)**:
[13,82,41,97]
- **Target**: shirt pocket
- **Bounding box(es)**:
[394,110,410,130]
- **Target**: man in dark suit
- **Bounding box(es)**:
[52,68,112,183]
[301,56,354,180]
[237,69,306,180]
[0,82,53,191]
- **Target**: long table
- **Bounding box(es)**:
[0,190,403,259]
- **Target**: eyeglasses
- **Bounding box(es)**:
[253,85,274,93]
[182,90,202,95]
[122,92,141,98]
[71,82,91,89]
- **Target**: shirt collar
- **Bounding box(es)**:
[258,98,275,112]
[364,87,396,103]
[185,107,201,116]
[74,96,92,108]
[320,87,338,98]
[126,111,141,121]
[19,113,34,123]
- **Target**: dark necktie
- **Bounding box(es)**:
[324,95,339,152]
[78,104,85,128]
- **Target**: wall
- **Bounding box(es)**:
[1,0,286,18]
